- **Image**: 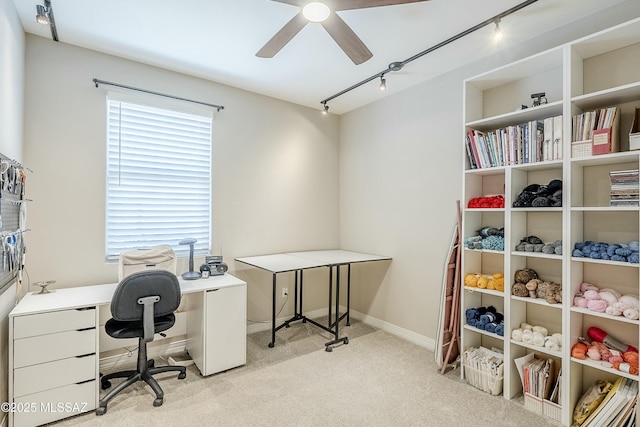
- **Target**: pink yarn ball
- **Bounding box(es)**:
[580,282,599,292]
[583,289,601,300]
[573,297,588,308]
[587,299,607,312]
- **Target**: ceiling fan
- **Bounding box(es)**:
[256,0,430,65]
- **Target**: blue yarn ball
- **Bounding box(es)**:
[573,249,585,257]
[629,252,639,264]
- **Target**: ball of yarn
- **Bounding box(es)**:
[495,323,504,336]
[624,308,639,320]
[511,328,523,341]
[544,337,560,351]
[573,296,588,308]
[532,331,546,347]
[521,322,533,331]
[580,282,599,292]
[587,299,607,312]
[532,326,548,336]
[583,289,600,300]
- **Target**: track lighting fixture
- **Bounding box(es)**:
[494,18,503,41]
[35,0,58,42]
[321,102,329,115]
[35,4,49,24]
[319,0,537,110]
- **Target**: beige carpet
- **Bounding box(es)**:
[52,318,560,426]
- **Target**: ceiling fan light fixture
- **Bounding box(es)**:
[303,2,331,23]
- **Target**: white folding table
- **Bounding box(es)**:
[236,250,391,351]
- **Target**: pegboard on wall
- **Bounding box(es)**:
[0,155,29,294]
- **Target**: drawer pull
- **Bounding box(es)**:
[75,353,95,358]
[76,307,96,312]
[76,378,95,385]
[77,327,95,332]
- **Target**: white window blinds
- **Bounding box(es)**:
[106,96,212,262]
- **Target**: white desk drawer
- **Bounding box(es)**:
[14,329,96,369]
[13,308,96,339]
[14,354,96,398]
[13,380,96,427]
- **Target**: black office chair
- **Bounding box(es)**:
[96,270,186,415]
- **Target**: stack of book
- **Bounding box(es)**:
[572,106,618,142]
[465,116,562,169]
[523,357,558,402]
[610,169,639,207]
[580,377,637,427]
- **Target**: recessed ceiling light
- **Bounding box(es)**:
[302,2,331,23]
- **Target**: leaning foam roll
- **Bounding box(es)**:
[511,328,523,341]
[532,325,548,336]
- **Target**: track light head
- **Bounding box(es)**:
[494,19,503,41]
[36,4,50,25]
[379,76,386,91]
[321,103,329,115]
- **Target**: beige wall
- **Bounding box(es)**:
[0,0,24,418]
[22,35,340,323]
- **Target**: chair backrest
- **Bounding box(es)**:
[111,270,181,322]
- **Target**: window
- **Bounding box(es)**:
[105,94,212,261]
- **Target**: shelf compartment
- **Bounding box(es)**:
[511,295,562,310]
[570,158,639,208]
[571,357,638,381]
[570,307,639,326]
[572,81,640,111]
[463,324,505,341]
[466,101,564,131]
[511,251,562,260]
[511,340,562,359]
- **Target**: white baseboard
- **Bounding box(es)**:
[246,305,435,351]
[348,308,435,351]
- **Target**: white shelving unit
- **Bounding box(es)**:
[461,17,640,426]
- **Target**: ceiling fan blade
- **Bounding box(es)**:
[269,0,305,5]
[321,13,372,65]
[256,12,308,58]
[333,0,430,11]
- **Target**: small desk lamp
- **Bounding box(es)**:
[179,238,201,280]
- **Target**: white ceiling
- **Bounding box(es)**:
[11,0,632,114]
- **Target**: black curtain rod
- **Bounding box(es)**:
[320,0,538,105]
[93,78,225,112]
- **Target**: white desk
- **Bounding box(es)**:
[236,250,391,351]
[7,274,247,427]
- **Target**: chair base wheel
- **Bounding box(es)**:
[95,406,107,416]
[101,380,111,390]
[153,398,163,407]
[178,372,186,380]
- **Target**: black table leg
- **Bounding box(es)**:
[269,272,276,348]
